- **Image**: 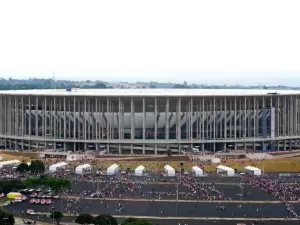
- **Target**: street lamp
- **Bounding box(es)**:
[176,161,184,217]
[3,217,8,225]
[105,218,112,225]
[50,207,55,225]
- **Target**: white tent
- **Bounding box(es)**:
[164,165,175,177]
[75,164,92,175]
[216,165,235,176]
[192,166,203,177]
[49,162,67,173]
[244,166,261,176]
[107,163,119,176]
[211,158,221,163]
[134,165,145,176]
[0,160,21,168]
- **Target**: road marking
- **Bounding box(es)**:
[62,196,299,203]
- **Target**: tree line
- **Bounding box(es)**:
[75,214,152,225]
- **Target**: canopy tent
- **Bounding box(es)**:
[211,158,221,163]
[164,165,175,177]
[107,163,119,176]
[75,164,92,175]
[0,160,21,168]
[49,162,67,173]
[216,165,235,176]
[244,166,261,176]
[134,165,145,176]
[192,166,203,177]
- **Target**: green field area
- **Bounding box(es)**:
[2,151,300,172]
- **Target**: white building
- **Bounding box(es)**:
[75,164,92,175]
[107,164,119,176]
[49,162,68,173]
[0,160,21,168]
[216,165,235,176]
[164,165,175,177]
[134,165,145,176]
[192,166,203,177]
[244,166,262,176]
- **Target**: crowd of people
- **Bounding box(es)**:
[241,173,300,218]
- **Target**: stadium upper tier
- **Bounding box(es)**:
[0,88,300,97]
[1,88,300,154]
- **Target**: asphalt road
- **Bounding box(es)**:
[17,215,300,225]
[4,199,293,218]
[69,181,275,201]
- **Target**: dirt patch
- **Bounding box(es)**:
[0,151,38,159]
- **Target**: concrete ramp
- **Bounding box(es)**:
[246,153,274,160]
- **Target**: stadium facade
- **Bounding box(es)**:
[0,89,300,154]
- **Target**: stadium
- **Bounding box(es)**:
[0,89,300,154]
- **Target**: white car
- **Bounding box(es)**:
[27,209,36,215]
[3,201,11,206]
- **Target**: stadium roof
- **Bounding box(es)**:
[0,89,300,97]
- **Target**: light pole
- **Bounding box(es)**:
[105,218,111,225]
[3,217,8,225]
[176,161,183,217]
[51,208,55,225]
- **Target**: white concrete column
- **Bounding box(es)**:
[213,97,216,141]
[190,97,193,140]
[106,100,110,154]
[118,98,122,140]
[244,97,247,139]
[234,97,237,140]
[165,97,169,140]
[154,97,157,140]
[15,96,19,136]
[224,97,227,139]
[28,96,31,136]
[64,97,66,140]
[131,98,135,139]
[0,97,3,135]
[142,97,146,140]
[73,97,76,140]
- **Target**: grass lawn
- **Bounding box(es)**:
[89,158,300,173]
[2,150,300,173]
[0,198,7,205]
[0,151,38,161]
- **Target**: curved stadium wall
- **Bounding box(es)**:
[0,89,299,154]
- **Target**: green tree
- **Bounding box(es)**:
[122,218,138,225]
[75,214,94,225]
[16,163,30,173]
[0,210,15,225]
[122,218,152,225]
[94,215,118,225]
[29,160,45,173]
[23,177,40,188]
[123,220,152,225]
[0,180,25,194]
[51,211,64,225]
[44,177,71,194]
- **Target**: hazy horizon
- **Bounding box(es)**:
[1,0,300,86]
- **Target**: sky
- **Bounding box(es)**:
[0,0,300,86]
